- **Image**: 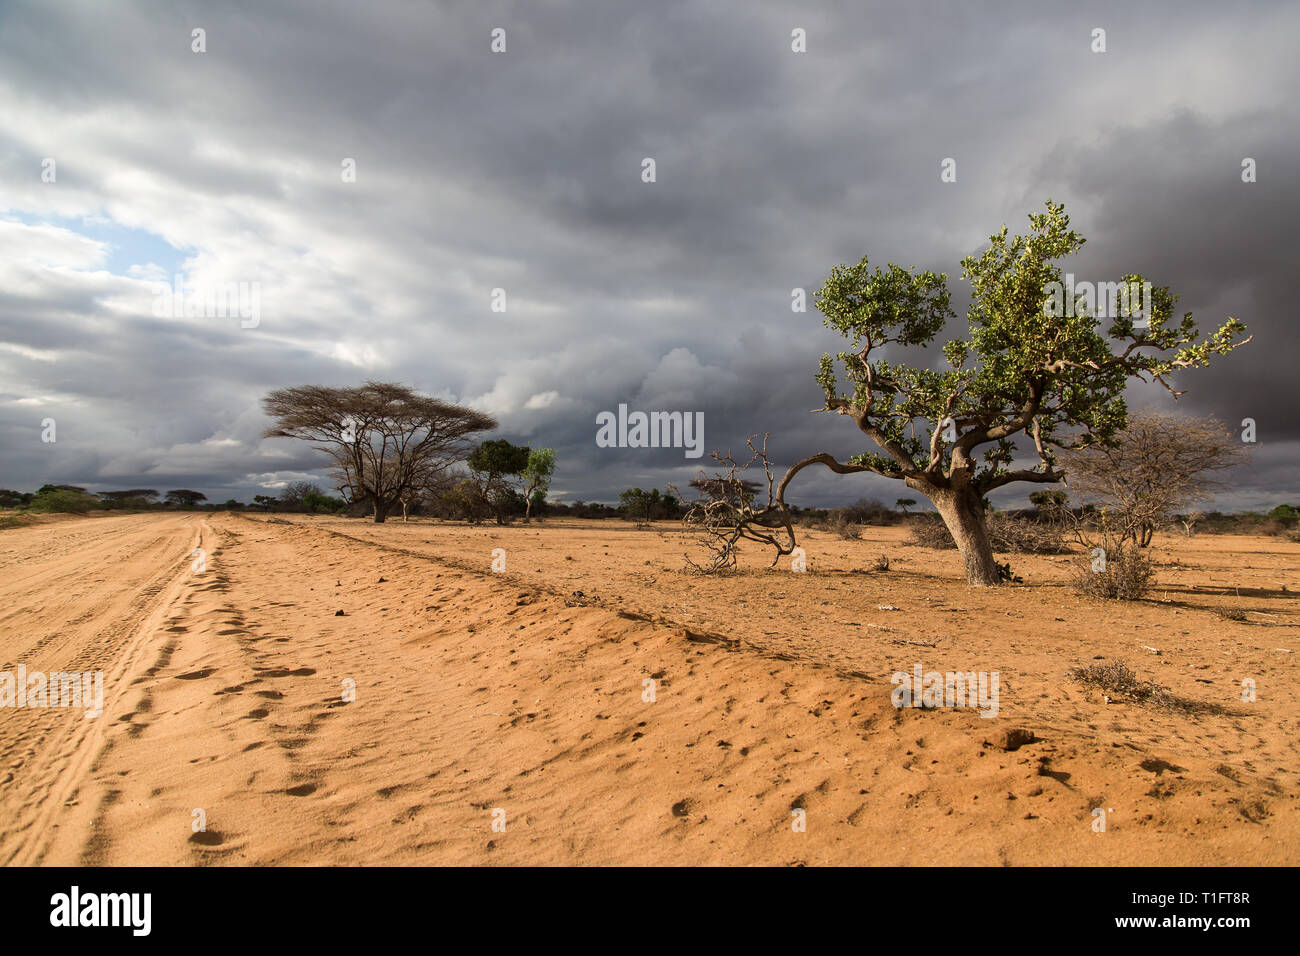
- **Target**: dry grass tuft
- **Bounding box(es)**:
[1067,660,1223,715]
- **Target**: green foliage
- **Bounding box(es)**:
[1029,490,1069,509]
[522,447,556,489]
[528,488,547,517]
[302,489,347,513]
[521,447,557,517]
[812,200,1250,496]
[30,488,100,514]
[468,439,531,478]
[468,439,531,523]
[619,487,676,523]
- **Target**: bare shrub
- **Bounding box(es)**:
[1061,411,1248,548]
[873,553,891,571]
[987,514,1068,554]
[836,498,893,525]
[1067,660,1221,715]
[1068,543,1155,600]
[1214,604,1248,622]
[828,512,862,539]
[908,515,957,549]
[908,512,1065,554]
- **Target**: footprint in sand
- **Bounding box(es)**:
[258,667,316,678]
[175,668,216,680]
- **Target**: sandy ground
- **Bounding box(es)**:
[1,511,1296,866]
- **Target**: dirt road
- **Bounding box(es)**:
[1,513,1296,865]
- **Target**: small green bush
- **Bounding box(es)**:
[29,489,100,514]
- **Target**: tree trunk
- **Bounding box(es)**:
[401,499,410,522]
[931,486,1001,586]
[372,498,391,523]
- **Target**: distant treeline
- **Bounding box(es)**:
[2,483,1296,537]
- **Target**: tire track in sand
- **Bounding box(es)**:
[0,515,205,865]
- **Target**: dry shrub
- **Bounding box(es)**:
[1214,604,1248,622]
[873,553,890,571]
[828,512,862,540]
[1068,543,1155,600]
[987,514,1068,554]
[835,498,893,525]
[907,515,957,549]
[906,513,1065,554]
[1067,660,1221,715]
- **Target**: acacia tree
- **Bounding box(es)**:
[262,382,496,523]
[99,489,159,502]
[780,200,1249,585]
[1061,410,1247,547]
[165,489,207,508]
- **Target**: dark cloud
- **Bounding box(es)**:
[0,0,1294,509]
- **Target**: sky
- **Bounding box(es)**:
[1,0,1296,510]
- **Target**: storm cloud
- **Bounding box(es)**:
[1,0,1295,509]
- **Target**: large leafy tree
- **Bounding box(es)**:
[787,201,1249,585]
[467,438,531,524]
[263,382,496,523]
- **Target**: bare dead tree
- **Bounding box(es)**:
[1179,510,1204,537]
[671,435,800,574]
[397,459,459,521]
[263,382,496,523]
[1060,410,1247,547]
